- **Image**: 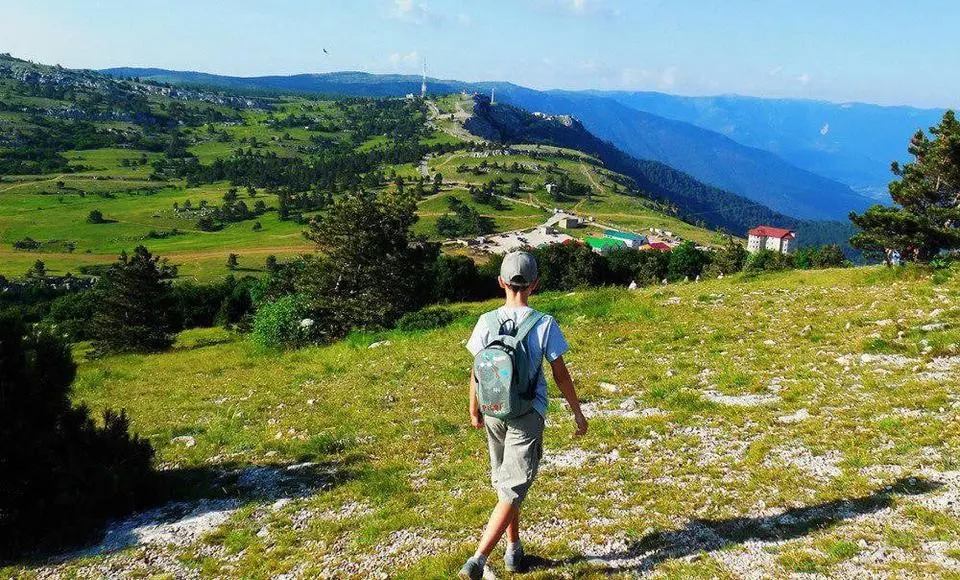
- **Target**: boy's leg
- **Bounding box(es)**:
[505,508,520,543]
[476,501,519,555]
[478,412,543,555]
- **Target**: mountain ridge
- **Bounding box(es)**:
[586,89,946,200]
[101,67,878,221]
[461,95,854,248]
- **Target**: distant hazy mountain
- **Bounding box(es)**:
[102,67,875,220]
[102,68,469,98]
[588,91,946,201]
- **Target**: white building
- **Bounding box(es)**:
[748,226,797,254]
[558,216,584,229]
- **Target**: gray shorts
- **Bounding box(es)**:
[484,411,545,506]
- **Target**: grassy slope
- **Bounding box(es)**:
[9,265,960,578]
[421,146,728,246]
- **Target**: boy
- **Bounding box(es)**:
[460,251,588,579]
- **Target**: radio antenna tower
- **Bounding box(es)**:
[421,58,427,98]
[490,87,496,105]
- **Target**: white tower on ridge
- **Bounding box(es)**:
[421,58,427,98]
[491,87,496,105]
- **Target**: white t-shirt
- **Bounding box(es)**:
[466,306,569,417]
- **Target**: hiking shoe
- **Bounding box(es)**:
[504,544,525,573]
[458,557,484,580]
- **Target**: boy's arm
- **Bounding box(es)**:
[469,368,483,429]
[549,356,588,437]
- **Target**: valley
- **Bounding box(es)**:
[0,57,728,281]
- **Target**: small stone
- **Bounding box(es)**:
[171,435,195,448]
[369,340,392,349]
[778,408,810,423]
[599,382,619,393]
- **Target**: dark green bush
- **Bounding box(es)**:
[44,289,98,341]
[397,307,457,332]
[251,294,321,349]
[745,249,795,273]
[0,313,156,561]
[533,240,604,291]
[433,255,485,303]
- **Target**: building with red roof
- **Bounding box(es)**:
[643,241,672,252]
[747,225,797,254]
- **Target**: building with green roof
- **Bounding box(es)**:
[585,236,625,254]
[604,229,647,248]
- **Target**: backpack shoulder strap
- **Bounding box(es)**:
[481,310,503,337]
[514,310,545,343]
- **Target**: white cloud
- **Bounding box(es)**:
[617,66,679,91]
[658,66,678,90]
[388,51,421,70]
[768,65,784,76]
[388,0,442,26]
[797,72,811,85]
[530,0,621,18]
[619,67,650,87]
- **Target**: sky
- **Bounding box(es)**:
[1,0,957,108]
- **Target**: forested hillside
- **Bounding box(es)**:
[464,97,856,248]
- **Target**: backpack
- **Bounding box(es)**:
[473,309,545,420]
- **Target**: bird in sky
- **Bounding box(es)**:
[323,48,329,55]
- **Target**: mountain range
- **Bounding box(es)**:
[102,67,936,223]
[587,90,945,201]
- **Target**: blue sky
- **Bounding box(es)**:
[1,0,957,108]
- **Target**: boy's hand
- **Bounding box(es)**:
[573,411,588,437]
[470,413,484,429]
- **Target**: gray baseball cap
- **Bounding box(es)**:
[500,251,538,287]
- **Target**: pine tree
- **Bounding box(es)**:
[90,246,175,354]
[302,189,437,332]
[850,111,960,261]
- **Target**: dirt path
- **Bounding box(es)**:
[161,245,317,260]
[0,245,317,265]
[0,175,161,194]
[0,175,66,193]
[494,193,543,210]
[425,98,482,143]
[580,162,603,193]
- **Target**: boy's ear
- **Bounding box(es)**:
[497,276,508,290]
